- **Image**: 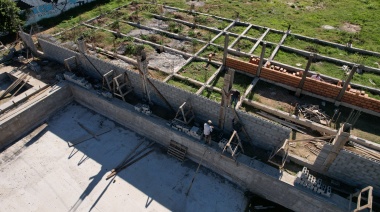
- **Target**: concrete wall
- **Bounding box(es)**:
[70,84,347,212]
[19,32,37,54]
[327,149,380,196]
[37,38,291,149]
[0,83,73,149]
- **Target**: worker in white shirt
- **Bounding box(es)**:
[204,120,213,145]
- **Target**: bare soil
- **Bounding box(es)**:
[340,22,361,33]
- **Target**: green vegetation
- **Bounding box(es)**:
[179,61,219,83]
[246,27,265,38]
[0,0,23,33]
[211,71,252,94]
[252,43,273,58]
[274,49,308,68]
[263,31,284,43]
[200,45,224,62]
[167,78,199,93]
[201,90,222,102]
[228,25,247,34]
[234,38,255,53]
[213,35,237,46]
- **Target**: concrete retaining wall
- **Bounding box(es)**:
[19,31,37,54]
[70,84,347,212]
[328,149,380,196]
[36,38,291,149]
[0,83,73,149]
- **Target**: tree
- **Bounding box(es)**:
[0,0,23,33]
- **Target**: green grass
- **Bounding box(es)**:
[351,72,380,89]
[234,38,255,53]
[200,45,224,62]
[213,35,237,46]
[252,43,274,58]
[284,35,380,68]
[310,61,345,80]
[274,49,309,68]
[246,27,265,38]
[211,71,252,94]
[228,25,248,34]
[201,90,222,102]
[263,31,284,43]
[179,61,219,83]
[167,78,199,93]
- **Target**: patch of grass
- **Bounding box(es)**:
[246,27,265,38]
[351,72,380,89]
[264,31,284,43]
[233,72,253,94]
[213,35,237,46]
[167,78,199,93]
[200,45,224,62]
[201,89,222,102]
[210,71,225,88]
[252,43,274,58]
[117,22,135,34]
[234,38,255,53]
[274,49,309,68]
[284,36,380,69]
[228,25,248,34]
[179,61,219,83]
[310,61,345,80]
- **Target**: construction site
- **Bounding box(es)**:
[1,1,380,211]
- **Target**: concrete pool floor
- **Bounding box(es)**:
[0,103,247,211]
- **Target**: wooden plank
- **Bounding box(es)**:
[68,127,111,147]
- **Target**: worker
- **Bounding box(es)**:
[230,89,241,108]
[310,73,324,81]
[208,52,216,62]
[204,120,213,145]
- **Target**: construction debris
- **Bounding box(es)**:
[297,104,330,125]
[134,103,152,115]
[63,72,92,89]
[295,167,331,198]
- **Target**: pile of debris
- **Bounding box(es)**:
[167,120,202,140]
[297,104,330,125]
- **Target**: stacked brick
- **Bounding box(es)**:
[295,167,331,197]
[303,78,341,99]
[342,91,380,113]
[225,57,257,75]
[260,67,301,88]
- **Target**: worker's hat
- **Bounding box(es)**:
[207,120,212,124]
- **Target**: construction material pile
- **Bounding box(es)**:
[297,104,330,125]
[167,120,202,140]
[295,167,331,197]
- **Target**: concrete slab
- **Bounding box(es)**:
[0,103,247,211]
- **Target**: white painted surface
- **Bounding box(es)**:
[0,103,246,211]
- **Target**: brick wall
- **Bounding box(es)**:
[226,57,380,114]
[342,91,380,113]
[260,67,301,88]
[226,57,257,75]
[303,78,341,99]
[327,149,380,196]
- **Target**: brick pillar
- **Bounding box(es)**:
[256,42,266,77]
[296,53,314,96]
[335,65,358,106]
[322,123,351,172]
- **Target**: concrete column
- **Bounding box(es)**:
[77,39,87,53]
[228,68,235,91]
[222,33,229,66]
[335,65,358,105]
[256,42,266,77]
[296,53,314,96]
[322,123,351,172]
